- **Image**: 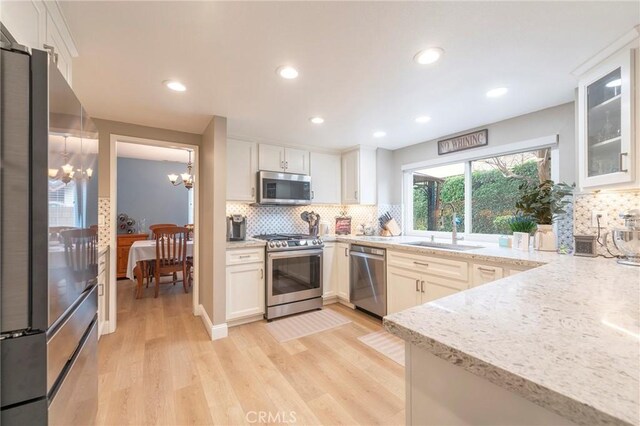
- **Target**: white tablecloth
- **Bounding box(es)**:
[126,240,194,280]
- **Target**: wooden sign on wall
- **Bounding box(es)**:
[335,216,352,235]
[438,129,488,155]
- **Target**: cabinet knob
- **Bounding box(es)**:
[285,161,289,169]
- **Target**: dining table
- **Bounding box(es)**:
[126,239,194,298]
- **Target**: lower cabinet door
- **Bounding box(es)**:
[322,243,336,298]
[226,263,265,321]
[336,243,350,300]
[387,266,421,315]
[421,274,466,303]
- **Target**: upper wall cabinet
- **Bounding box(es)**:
[310,152,341,204]
[342,147,376,205]
[227,139,258,202]
[577,33,639,189]
[1,0,76,86]
[258,143,310,175]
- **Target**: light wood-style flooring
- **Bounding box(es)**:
[96,280,405,425]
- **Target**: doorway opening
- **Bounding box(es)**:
[107,134,199,334]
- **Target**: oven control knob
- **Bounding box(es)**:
[312,239,318,245]
[275,241,281,248]
[269,242,275,248]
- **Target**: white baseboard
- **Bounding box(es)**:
[227,313,264,328]
[337,298,355,309]
[212,323,228,340]
[197,304,228,340]
[322,295,338,305]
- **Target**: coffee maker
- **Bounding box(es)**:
[227,215,247,241]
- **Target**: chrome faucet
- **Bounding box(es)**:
[443,203,464,244]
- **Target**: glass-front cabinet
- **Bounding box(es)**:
[578,47,636,188]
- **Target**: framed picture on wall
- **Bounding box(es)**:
[335,216,352,235]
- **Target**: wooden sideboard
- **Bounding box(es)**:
[117,233,148,278]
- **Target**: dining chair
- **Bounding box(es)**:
[184,224,194,287]
[153,226,189,297]
[149,223,177,239]
[60,228,98,284]
[49,226,76,242]
[147,223,178,285]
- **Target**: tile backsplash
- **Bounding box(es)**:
[573,189,640,256]
[226,203,402,237]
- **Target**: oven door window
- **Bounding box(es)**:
[269,253,322,304]
[262,178,310,201]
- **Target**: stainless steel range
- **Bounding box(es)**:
[254,234,324,320]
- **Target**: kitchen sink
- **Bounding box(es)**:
[402,241,484,251]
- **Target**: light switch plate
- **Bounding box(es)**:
[591,211,608,227]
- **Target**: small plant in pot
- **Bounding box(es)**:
[508,215,537,250]
[514,180,574,251]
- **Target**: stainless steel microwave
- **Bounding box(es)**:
[256,171,312,205]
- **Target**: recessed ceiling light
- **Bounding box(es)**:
[606,79,622,88]
[163,80,186,92]
[486,87,508,98]
[309,117,324,124]
[414,47,444,65]
[277,66,299,79]
[415,116,432,124]
[373,131,387,138]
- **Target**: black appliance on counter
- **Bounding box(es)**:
[1,35,99,425]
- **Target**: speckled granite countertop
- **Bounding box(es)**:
[383,253,640,426]
[326,234,555,267]
[226,238,266,249]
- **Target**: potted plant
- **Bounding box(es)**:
[514,180,573,251]
[508,215,537,250]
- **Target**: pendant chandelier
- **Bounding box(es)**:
[48,135,93,184]
[168,150,194,190]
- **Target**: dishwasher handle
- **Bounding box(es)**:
[349,251,385,261]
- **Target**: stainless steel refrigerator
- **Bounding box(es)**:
[1,32,99,425]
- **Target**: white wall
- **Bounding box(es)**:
[390,102,576,204]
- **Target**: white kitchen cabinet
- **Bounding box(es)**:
[471,264,504,287]
[97,248,109,337]
[0,0,76,85]
[45,13,73,84]
[322,243,336,300]
[0,0,46,51]
[285,147,310,174]
[387,264,467,314]
[577,38,639,189]
[341,147,377,205]
[387,266,422,314]
[226,248,265,323]
[258,144,285,172]
[258,143,310,174]
[336,242,350,302]
[310,152,341,204]
[227,139,258,201]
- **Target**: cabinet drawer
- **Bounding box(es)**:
[226,248,264,266]
[472,264,504,287]
[388,250,468,282]
[422,274,467,303]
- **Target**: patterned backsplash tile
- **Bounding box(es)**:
[98,197,111,250]
[573,190,640,256]
[226,203,402,237]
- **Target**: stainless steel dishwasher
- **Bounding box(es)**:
[350,245,386,317]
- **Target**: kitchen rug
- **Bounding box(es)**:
[358,330,405,366]
[266,309,351,343]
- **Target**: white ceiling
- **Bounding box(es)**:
[117,142,190,163]
[60,1,640,151]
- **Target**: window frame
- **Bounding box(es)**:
[403,135,560,242]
